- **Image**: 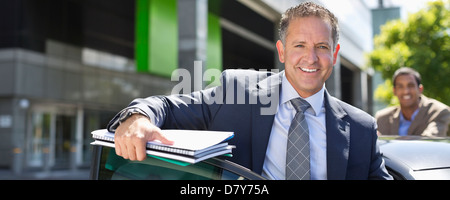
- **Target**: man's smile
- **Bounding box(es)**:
[401,95,412,100]
[299,67,319,73]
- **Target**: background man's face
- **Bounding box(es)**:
[393,74,423,109]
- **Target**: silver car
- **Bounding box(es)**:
[378,136,450,180]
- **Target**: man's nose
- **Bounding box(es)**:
[304,48,318,64]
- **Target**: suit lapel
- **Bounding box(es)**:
[324,91,350,180]
[407,95,426,135]
[250,72,282,174]
[392,108,401,134]
[408,109,424,135]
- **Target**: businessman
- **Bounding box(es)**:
[375,67,450,136]
[107,2,392,180]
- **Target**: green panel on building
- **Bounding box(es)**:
[135,0,178,77]
[136,0,223,78]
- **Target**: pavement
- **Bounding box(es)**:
[0,168,91,180]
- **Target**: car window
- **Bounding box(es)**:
[96,146,253,180]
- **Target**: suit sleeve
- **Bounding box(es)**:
[107,72,227,132]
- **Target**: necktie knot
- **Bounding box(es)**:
[290,98,310,113]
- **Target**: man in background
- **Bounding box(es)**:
[375,67,450,136]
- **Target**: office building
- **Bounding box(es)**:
[0,0,375,176]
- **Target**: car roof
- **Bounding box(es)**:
[380,139,450,171]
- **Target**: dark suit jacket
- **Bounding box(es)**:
[108,69,392,180]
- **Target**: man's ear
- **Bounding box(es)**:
[419,84,424,94]
[276,40,285,63]
[333,44,340,65]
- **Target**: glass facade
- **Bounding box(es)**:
[28,112,51,168]
[25,105,117,171]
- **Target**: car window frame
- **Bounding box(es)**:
[90,145,266,180]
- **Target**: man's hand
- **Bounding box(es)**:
[114,114,174,161]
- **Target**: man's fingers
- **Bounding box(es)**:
[126,142,137,160]
[158,134,175,145]
[135,140,148,161]
[151,128,174,145]
[115,140,123,157]
[118,141,129,159]
[115,131,126,158]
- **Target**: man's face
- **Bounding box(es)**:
[393,74,423,109]
[276,16,339,98]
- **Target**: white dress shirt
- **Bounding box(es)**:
[262,72,327,180]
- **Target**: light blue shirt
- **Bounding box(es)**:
[398,109,420,136]
[262,72,327,180]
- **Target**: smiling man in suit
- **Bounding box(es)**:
[375,67,450,136]
[107,2,392,180]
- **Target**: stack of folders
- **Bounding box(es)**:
[91,129,235,164]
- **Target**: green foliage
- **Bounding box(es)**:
[374,79,399,106]
[368,0,450,106]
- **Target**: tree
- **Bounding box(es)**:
[368,0,450,106]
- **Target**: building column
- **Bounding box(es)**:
[178,0,208,91]
[11,98,29,174]
[326,56,342,99]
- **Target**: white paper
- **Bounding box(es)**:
[91,129,234,151]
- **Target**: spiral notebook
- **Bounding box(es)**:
[91,129,234,163]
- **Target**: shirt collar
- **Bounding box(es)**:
[399,108,420,122]
[280,72,325,116]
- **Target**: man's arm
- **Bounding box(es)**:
[106,69,273,161]
[107,87,224,161]
[105,71,230,161]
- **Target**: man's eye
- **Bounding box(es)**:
[318,45,329,49]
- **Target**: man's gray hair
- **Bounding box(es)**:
[279,1,340,49]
